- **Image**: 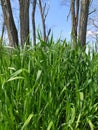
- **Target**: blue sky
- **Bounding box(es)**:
[0,0,98,43]
[34,0,71,41]
[34,0,98,42]
[10,0,72,41]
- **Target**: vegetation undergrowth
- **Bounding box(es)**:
[0,39,98,130]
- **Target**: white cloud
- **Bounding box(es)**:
[87,30,98,37]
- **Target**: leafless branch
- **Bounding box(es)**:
[89,8,96,15]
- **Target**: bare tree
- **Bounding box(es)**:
[32,0,37,46]
[38,0,51,42]
[88,9,98,30]
[19,0,30,46]
[88,9,98,52]
[79,0,90,47]
[62,0,91,48]
[61,0,79,46]
[1,0,18,47]
[71,0,79,47]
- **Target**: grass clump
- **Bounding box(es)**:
[0,40,98,130]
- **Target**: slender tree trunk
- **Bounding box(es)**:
[71,0,75,42]
[75,0,79,39]
[19,0,30,46]
[32,0,37,46]
[1,0,18,47]
[39,0,47,42]
[71,0,79,47]
[1,22,5,42]
[79,0,90,47]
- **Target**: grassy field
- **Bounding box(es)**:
[0,39,98,130]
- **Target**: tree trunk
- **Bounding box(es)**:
[32,0,37,46]
[1,0,18,47]
[39,0,47,42]
[75,0,79,38]
[79,0,90,47]
[71,0,79,47]
[19,0,30,46]
[1,22,5,42]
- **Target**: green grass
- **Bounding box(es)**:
[0,39,98,130]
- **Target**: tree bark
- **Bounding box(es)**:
[71,0,79,47]
[38,0,47,42]
[32,0,37,46]
[1,22,5,42]
[19,0,30,46]
[79,0,90,47]
[1,0,18,47]
[75,0,79,37]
